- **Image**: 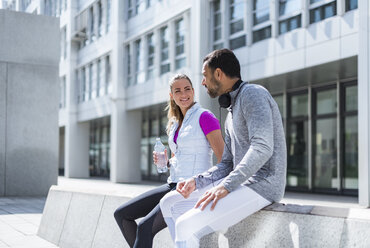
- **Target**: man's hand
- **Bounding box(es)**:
[176,178,196,198]
[195,184,229,211]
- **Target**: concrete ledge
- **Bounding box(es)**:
[38,185,370,248]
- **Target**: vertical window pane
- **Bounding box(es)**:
[161,26,170,74]
[135,39,145,84]
[344,116,358,189]
[324,3,335,19]
[273,95,284,118]
[317,89,337,115]
[314,118,338,189]
[288,121,308,187]
[253,0,270,25]
[147,33,155,80]
[345,85,357,112]
[346,0,358,11]
[279,21,288,34]
[291,94,308,117]
[230,0,244,34]
[213,0,223,46]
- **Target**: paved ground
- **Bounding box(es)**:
[0,197,57,248]
[0,176,362,247]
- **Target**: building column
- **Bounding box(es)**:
[109,0,141,183]
[64,0,90,178]
[270,0,278,38]
[358,0,370,207]
[191,0,215,112]
[301,0,309,28]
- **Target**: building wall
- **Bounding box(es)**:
[0,9,59,196]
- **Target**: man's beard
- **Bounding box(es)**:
[207,76,222,98]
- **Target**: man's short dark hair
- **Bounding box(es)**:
[203,49,241,79]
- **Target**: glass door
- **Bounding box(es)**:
[287,92,309,189]
[312,86,338,191]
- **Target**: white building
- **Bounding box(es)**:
[2,0,370,207]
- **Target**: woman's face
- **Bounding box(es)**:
[170,78,195,113]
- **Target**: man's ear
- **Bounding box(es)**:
[215,68,223,80]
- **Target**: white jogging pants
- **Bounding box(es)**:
[160,179,271,248]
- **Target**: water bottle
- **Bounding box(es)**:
[154,138,168,173]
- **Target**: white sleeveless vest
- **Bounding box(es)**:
[167,103,214,183]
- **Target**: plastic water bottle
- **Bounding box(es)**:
[154,138,168,173]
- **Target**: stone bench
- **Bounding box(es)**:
[37,185,370,248]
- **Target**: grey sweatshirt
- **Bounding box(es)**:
[194,82,287,203]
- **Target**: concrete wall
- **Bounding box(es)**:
[38,187,370,248]
[0,9,60,196]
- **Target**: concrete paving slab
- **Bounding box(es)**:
[58,193,104,248]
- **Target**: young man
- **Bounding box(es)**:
[160,49,287,248]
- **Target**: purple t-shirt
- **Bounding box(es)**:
[174,111,221,144]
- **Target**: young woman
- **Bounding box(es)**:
[113,74,224,248]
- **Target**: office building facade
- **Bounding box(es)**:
[2,0,370,206]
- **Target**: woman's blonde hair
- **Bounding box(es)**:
[165,74,193,135]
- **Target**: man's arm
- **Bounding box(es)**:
[222,88,274,192]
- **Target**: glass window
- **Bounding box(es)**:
[128,0,134,18]
[314,118,338,189]
[279,15,301,34]
[89,119,110,177]
[344,116,358,189]
[316,88,337,115]
[346,0,358,11]
[288,121,308,187]
[89,63,95,99]
[273,95,284,119]
[230,35,246,50]
[98,59,105,96]
[345,85,357,112]
[98,1,103,37]
[253,26,271,43]
[213,0,223,49]
[175,19,186,69]
[147,33,155,80]
[126,45,133,86]
[106,0,111,33]
[230,0,244,34]
[160,26,170,74]
[135,39,145,84]
[279,0,301,16]
[291,94,308,117]
[253,0,270,25]
[89,7,95,41]
[136,0,146,14]
[59,77,66,108]
[81,68,86,102]
[310,1,336,24]
[96,60,100,97]
[106,56,112,94]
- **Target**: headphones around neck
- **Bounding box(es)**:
[218,79,244,108]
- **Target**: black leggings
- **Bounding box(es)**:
[114,183,177,248]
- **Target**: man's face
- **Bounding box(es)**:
[201,63,222,98]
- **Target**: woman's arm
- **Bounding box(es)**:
[206,129,224,163]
